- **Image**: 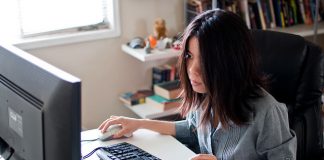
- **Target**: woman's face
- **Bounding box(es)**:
[186,37,206,93]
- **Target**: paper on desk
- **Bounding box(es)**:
[81,129,100,141]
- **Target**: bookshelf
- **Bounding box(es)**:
[185,0,324,38]
[121,44,181,119]
[121,44,181,62]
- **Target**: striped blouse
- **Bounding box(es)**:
[175,90,296,160]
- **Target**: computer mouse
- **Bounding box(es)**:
[98,124,131,141]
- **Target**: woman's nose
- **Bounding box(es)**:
[188,60,200,76]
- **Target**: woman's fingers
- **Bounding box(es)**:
[100,118,123,133]
[98,116,120,130]
[98,119,109,130]
[190,154,217,160]
[114,128,131,138]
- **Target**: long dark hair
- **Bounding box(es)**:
[178,9,266,128]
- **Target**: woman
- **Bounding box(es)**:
[99,9,296,160]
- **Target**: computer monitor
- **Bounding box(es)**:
[0,43,81,160]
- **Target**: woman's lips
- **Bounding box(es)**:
[190,80,201,86]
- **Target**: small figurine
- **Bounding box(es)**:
[144,38,152,54]
[172,39,182,50]
[153,17,167,40]
[148,35,157,49]
[147,17,167,50]
[156,38,172,50]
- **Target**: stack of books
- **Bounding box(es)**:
[119,89,154,107]
[146,80,182,111]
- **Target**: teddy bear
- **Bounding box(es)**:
[153,17,167,40]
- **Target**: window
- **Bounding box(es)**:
[0,0,120,49]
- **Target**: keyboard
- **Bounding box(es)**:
[96,142,161,160]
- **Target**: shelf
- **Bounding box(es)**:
[269,21,324,37]
[125,103,179,119]
[121,44,181,62]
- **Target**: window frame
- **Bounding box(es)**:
[13,0,120,50]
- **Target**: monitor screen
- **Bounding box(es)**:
[0,43,81,160]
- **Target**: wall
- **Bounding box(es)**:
[27,0,185,129]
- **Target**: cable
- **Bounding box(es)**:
[81,147,105,160]
[80,138,99,142]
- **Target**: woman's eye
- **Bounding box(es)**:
[184,52,192,59]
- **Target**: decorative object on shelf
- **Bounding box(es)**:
[144,38,152,53]
[128,37,146,49]
[148,17,167,50]
[172,39,182,50]
[156,38,172,50]
[148,35,157,49]
[171,32,183,50]
[153,17,167,40]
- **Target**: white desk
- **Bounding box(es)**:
[81,129,195,160]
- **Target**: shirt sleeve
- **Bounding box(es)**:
[256,103,297,160]
[174,111,199,149]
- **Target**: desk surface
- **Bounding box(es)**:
[81,129,195,160]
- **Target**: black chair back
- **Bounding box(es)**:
[253,30,324,160]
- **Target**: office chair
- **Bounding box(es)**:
[252,30,324,160]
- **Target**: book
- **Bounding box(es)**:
[268,0,277,27]
[304,0,313,24]
[146,95,181,111]
[152,65,169,85]
[240,0,251,28]
[249,1,263,29]
[154,80,181,100]
[257,0,267,29]
[119,90,154,106]
[298,0,306,24]
[152,63,179,85]
[163,64,177,81]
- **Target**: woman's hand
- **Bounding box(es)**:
[190,154,217,160]
[98,116,141,138]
